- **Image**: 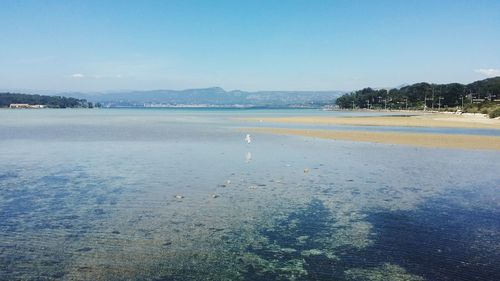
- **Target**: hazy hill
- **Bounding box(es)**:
[62,87,344,108]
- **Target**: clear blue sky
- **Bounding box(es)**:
[1,0,499,92]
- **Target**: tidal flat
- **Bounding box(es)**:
[0,109,499,280]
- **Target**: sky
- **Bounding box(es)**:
[0,0,499,92]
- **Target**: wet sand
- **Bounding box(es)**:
[241,113,500,130]
[247,128,500,150]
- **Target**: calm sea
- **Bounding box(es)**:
[1,108,499,280]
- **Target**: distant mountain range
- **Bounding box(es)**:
[60,87,345,108]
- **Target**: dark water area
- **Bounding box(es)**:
[243,193,500,281]
[364,200,500,281]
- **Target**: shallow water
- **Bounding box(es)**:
[0,109,499,280]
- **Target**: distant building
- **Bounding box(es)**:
[29,104,46,109]
[9,103,30,108]
[489,93,500,103]
[9,104,46,109]
[468,92,500,104]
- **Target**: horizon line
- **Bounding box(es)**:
[1,76,498,95]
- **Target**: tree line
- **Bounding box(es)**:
[335,77,500,110]
[0,93,97,108]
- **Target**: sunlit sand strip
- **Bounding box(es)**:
[240,114,500,130]
[247,128,500,150]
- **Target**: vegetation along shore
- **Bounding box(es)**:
[335,77,500,118]
[0,93,99,108]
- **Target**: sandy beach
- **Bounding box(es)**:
[247,127,500,150]
[241,113,500,150]
[241,113,500,130]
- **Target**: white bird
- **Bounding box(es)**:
[245,134,252,144]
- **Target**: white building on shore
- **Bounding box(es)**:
[9,104,46,109]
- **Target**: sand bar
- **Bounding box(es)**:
[240,114,500,130]
[247,127,500,150]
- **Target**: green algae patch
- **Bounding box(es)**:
[237,199,347,280]
[345,263,424,281]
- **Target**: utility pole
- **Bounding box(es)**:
[377,95,388,110]
[384,89,389,110]
[366,100,370,109]
[352,100,355,110]
[438,96,444,111]
[424,95,433,111]
[462,88,466,109]
[405,98,408,110]
[431,85,435,110]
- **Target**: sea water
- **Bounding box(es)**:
[0,109,499,280]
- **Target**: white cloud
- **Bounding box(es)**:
[474,68,500,77]
[70,73,123,79]
[71,73,85,78]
